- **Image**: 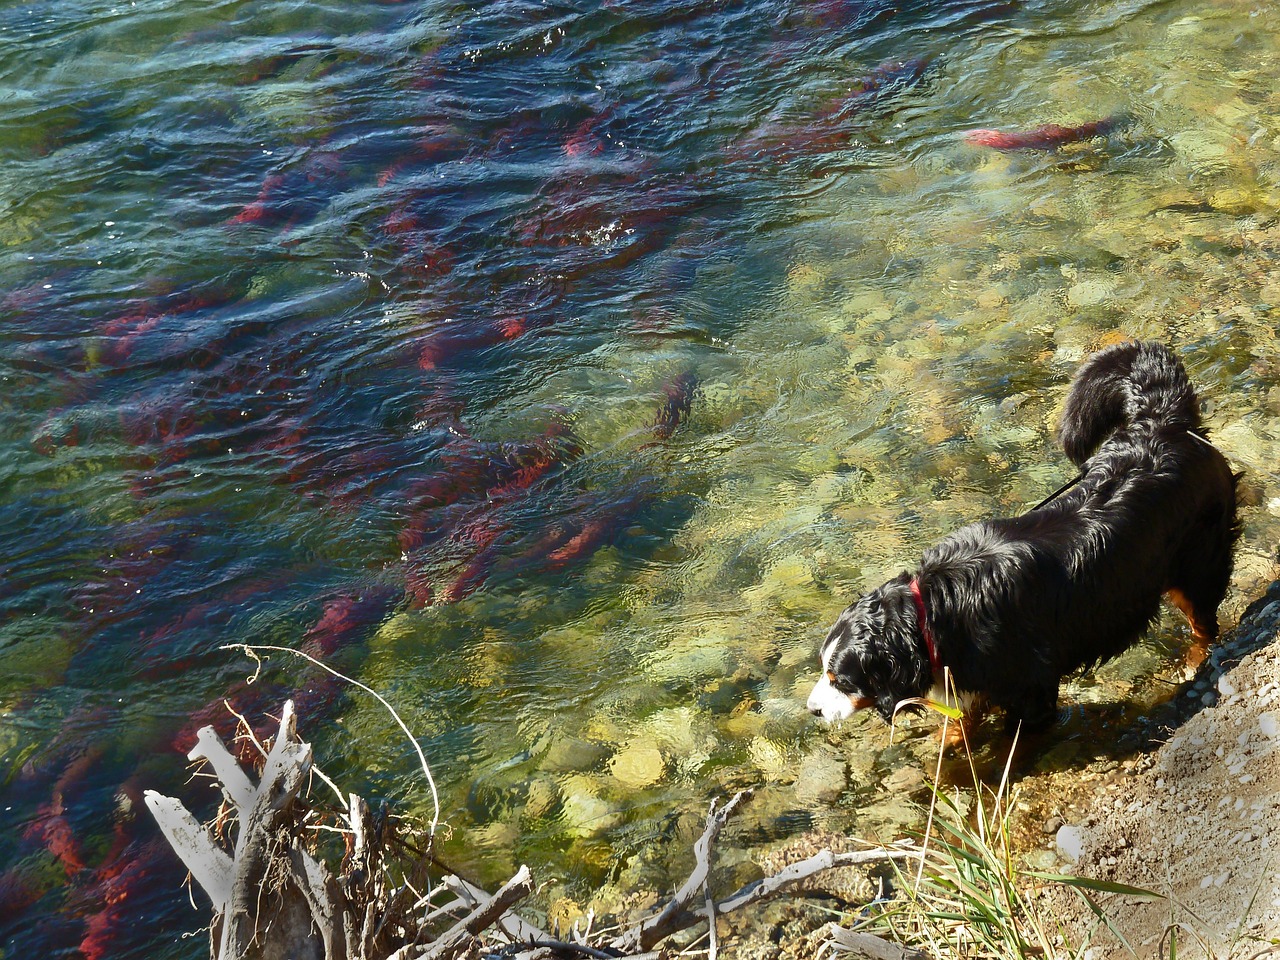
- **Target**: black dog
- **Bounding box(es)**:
[807,341,1239,734]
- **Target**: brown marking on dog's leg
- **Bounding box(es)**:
[1166,588,1213,641]
[936,700,989,753]
[1167,588,1214,672]
[937,719,966,752]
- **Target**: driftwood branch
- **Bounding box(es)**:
[148,697,546,960]
[148,691,930,960]
[606,790,922,957]
[716,846,922,915]
[391,865,533,960]
[441,874,545,942]
[144,791,235,907]
[150,701,356,960]
[824,925,932,960]
[221,701,318,959]
[610,790,750,954]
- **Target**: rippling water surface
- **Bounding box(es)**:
[4,0,1280,954]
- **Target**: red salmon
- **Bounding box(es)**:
[964,115,1124,150]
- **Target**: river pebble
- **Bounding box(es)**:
[1056,824,1087,862]
[559,775,623,837]
[794,746,848,805]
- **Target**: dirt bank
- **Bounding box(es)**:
[1043,582,1280,959]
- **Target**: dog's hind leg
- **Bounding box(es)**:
[1167,514,1233,670]
[1166,588,1217,672]
[1167,497,1237,673]
[1166,588,1215,640]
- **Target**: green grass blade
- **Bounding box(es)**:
[1070,886,1142,957]
[1027,872,1163,899]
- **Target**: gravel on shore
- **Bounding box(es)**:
[1044,580,1280,959]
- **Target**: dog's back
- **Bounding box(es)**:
[922,342,1239,726]
[1051,340,1239,656]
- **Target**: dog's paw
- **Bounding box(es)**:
[1182,639,1211,678]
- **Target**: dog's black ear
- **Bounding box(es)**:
[868,579,933,719]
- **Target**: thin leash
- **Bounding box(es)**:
[1030,472,1083,511]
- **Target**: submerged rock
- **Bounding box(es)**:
[559,774,623,837]
[794,745,848,804]
[609,743,667,789]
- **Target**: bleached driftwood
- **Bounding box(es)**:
[824,925,932,960]
[610,791,748,954]
[145,700,538,960]
[608,790,923,957]
[147,695,927,960]
[146,701,353,960]
[388,866,533,960]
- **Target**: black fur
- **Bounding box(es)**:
[814,341,1240,733]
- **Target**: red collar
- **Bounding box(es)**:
[909,578,942,676]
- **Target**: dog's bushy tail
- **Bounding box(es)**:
[1058,340,1201,466]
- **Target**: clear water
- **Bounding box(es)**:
[3,0,1280,954]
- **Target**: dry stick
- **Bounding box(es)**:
[222,643,441,842]
[610,790,921,955]
[511,952,663,960]
[713,846,922,916]
[916,667,958,892]
[704,881,718,960]
[219,702,313,959]
[512,941,621,960]
[386,864,534,960]
[222,701,270,759]
[824,926,932,960]
[610,791,750,954]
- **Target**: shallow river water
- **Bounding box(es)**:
[3,0,1280,954]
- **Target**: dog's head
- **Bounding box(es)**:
[806,574,929,724]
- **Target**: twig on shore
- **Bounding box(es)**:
[823,925,932,960]
[610,792,748,954]
[608,790,921,956]
[398,865,533,960]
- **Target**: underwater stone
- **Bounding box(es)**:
[794,745,847,804]
[609,743,667,789]
[524,776,561,820]
[544,735,610,773]
[748,736,793,782]
[1066,277,1116,308]
[559,775,623,837]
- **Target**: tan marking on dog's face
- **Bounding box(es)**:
[808,642,874,721]
[807,670,855,721]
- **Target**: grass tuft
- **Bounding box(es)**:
[834,689,1163,959]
